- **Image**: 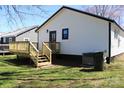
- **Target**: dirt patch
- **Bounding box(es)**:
[112,53,124,62]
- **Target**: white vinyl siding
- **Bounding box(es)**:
[16,29,37,42]
[3,37,6,43]
[38,8,109,57]
[23,38,30,41]
[111,23,124,57]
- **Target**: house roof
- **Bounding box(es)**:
[1,25,38,38]
[35,6,124,32]
[0,32,5,36]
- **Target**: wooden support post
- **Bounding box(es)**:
[2,53,5,56]
[17,55,19,64]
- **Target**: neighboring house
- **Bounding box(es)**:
[35,6,124,63]
[0,32,5,44]
[0,25,38,44]
[15,26,38,43]
[0,25,38,53]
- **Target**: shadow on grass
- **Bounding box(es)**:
[52,59,82,67]
[80,68,104,72]
[4,58,34,67]
[0,72,16,76]
[0,71,16,86]
[79,68,97,72]
[17,78,79,81]
[1,76,106,88]
[36,66,73,75]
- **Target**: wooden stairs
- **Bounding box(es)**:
[36,55,51,67]
[9,41,52,68]
[38,55,48,63]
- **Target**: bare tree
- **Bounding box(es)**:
[83,5,124,25]
[0,5,48,28]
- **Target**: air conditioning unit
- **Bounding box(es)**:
[82,52,105,71]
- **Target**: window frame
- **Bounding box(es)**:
[23,38,30,41]
[114,29,118,39]
[3,37,6,43]
[9,37,13,43]
[62,28,69,40]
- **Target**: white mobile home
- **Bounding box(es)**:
[35,6,124,64]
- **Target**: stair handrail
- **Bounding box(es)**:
[42,42,52,63]
[29,41,39,65]
[29,41,39,53]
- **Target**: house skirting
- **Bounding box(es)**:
[52,54,83,67]
[52,52,104,67]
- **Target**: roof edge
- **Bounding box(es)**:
[16,26,39,37]
[35,6,124,32]
[35,6,64,32]
[1,25,39,38]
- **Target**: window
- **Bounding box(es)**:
[24,38,30,41]
[114,29,118,39]
[118,37,121,47]
[3,37,6,43]
[9,38,12,42]
[62,28,69,40]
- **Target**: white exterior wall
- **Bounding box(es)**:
[16,29,38,42]
[38,9,109,56]
[111,23,124,57]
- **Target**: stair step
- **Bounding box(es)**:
[37,62,51,67]
[38,56,46,59]
[38,59,48,62]
[38,55,46,57]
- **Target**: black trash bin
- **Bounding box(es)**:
[82,52,105,71]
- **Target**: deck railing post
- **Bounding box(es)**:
[16,43,18,51]
[42,42,52,63]
[42,43,44,55]
[28,42,30,54]
[50,51,52,64]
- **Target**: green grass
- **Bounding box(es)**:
[0,55,124,88]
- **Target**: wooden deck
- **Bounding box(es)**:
[0,44,10,55]
[9,41,60,67]
[44,42,60,54]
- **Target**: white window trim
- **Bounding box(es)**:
[114,29,118,39]
[9,38,12,42]
[3,37,6,43]
[23,38,30,41]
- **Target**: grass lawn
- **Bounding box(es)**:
[0,55,124,88]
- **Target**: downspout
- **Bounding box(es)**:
[37,31,39,50]
[107,22,111,64]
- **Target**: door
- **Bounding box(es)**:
[49,31,56,52]
[49,31,56,42]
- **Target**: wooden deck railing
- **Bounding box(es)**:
[0,44,9,51]
[9,41,30,54]
[42,42,52,63]
[32,42,38,49]
[44,42,60,54]
[9,41,39,66]
[29,41,39,65]
[9,41,59,66]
